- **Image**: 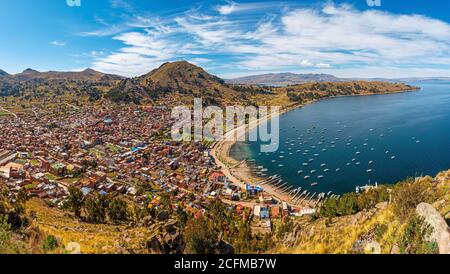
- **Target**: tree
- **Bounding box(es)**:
[184,217,218,254]
[64,186,84,218]
[84,195,108,223]
[108,198,128,224]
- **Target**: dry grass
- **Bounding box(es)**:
[25,198,154,254]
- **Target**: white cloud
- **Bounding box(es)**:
[50,41,66,46]
[315,63,331,69]
[89,2,450,78]
[216,1,282,15]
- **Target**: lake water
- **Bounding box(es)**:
[230,82,450,194]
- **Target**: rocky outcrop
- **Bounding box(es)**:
[416,203,450,254]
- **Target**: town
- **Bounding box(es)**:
[0,101,311,252]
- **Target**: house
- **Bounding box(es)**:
[246,184,263,196]
[253,205,261,217]
[260,207,270,219]
[271,206,281,219]
[51,163,66,176]
[208,171,226,183]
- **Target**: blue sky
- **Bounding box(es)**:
[1,0,450,78]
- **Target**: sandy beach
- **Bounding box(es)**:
[210,102,317,209]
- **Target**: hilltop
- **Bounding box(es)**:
[227,73,341,86]
[106,61,250,105]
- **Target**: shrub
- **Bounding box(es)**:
[184,217,218,254]
[393,180,430,221]
[399,216,438,254]
[43,235,58,251]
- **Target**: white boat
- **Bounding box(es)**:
[278,164,284,167]
[311,182,318,186]
[391,156,396,160]
[356,151,361,155]
[314,154,320,157]
[304,176,311,180]
[272,160,277,163]
[321,163,326,167]
[317,175,324,179]
[309,159,314,162]
[356,162,361,165]
[324,169,330,172]
[369,161,374,165]
[371,148,375,151]
[336,168,341,172]
[298,170,304,174]
[367,169,373,173]
[310,170,317,174]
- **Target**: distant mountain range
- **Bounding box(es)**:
[0,68,124,98]
[227,73,450,86]
[226,73,342,86]
[0,62,442,105]
[5,68,124,81]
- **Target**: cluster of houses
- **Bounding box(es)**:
[0,105,245,211]
[0,102,313,235]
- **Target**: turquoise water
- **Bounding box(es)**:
[230,82,450,194]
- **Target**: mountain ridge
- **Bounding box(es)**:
[0,69,9,77]
[226,72,342,86]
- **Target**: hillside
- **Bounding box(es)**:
[0,62,418,108]
[278,81,418,104]
[227,73,342,86]
[273,170,450,254]
[0,69,9,77]
[107,61,250,106]
[0,68,123,99]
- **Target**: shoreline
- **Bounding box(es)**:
[210,88,420,209]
